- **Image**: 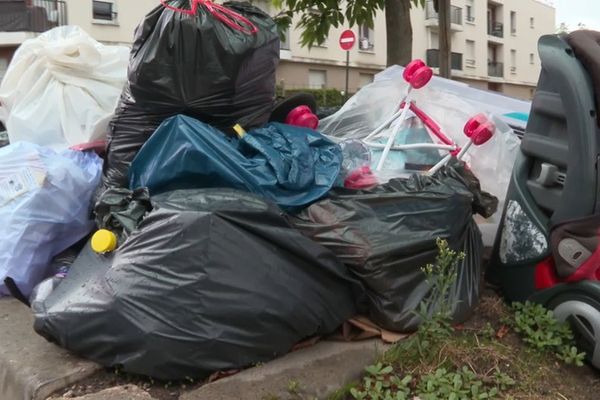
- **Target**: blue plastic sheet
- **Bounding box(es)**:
[0,143,102,297]
[129,115,342,211]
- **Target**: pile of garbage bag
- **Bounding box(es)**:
[101,0,280,191]
[33,189,359,379]
[0,0,520,381]
[291,161,495,331]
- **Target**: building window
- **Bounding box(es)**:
[359,73,374,89]
[510,11,516,35]
[510,49,517,73]
[466,0,474,23]
[530,53,535,64]
[465,40,475,67]
[359,25,374,51]
[280,28,291,51]
[308,69,327,89]
[93,1,117,22]
[530,17,535,28]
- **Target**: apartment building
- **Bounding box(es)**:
[0,0,157,80]
[0,0,555,99]
[273,0,556,99]
[412,0,556,99]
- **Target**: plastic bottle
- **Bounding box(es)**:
[29,265,70,305]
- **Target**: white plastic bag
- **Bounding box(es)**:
[0,142,103,298]
[0,26,129,149]
[319,66,521,246]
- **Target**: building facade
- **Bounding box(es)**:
[272,0,556,99]
[412,0,556,99]
[0,0,556,99]
[0,0,157,79]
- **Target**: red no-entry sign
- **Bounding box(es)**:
[339,29,356,51]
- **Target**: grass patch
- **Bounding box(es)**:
[334,239,587,400]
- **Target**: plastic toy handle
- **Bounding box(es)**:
[160,0,258,34]
[406,102,455,146]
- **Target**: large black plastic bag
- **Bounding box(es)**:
[102,0,280,190]
[33,189,358,380]
[290,163,496,332]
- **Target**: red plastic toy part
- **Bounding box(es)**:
[69,140,107,157]
[534,246,600,291]
[565,244,600,283]
[402,59,433,89]
[472,122,495,145]
[344,166,379,189]
[285,105,319,130]
[463,114,495,145]
[405,102,455,146]
[464,113,488,137]
[534,257,561,290]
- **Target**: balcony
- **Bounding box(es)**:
[425,1,464,32]
[426,49,463,71]
[0,1,67,33]
[488,21,504,38]
[488,61,504,77]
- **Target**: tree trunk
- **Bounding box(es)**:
[438,0,452,78]
[385,0,413,67]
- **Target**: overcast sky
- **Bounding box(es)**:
[555,0,600,31]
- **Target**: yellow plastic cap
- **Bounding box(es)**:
[91,229,118,254]
[233,124,246,138]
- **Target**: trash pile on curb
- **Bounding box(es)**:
[0,0,523,381]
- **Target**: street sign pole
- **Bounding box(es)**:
[339,29,356,103]
[345,50,350,102]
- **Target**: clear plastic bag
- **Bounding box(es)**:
[0,142,103,297]
[319,66,521,246]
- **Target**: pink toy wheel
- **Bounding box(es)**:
[403,59,426,83]
[409,66,433,89]
[285,105,319,130]
[463,113,488,137]
[471,121,495,145]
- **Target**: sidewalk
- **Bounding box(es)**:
[0,298,387,400]
[0,299,100,400]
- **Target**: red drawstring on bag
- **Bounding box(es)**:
[160,0,258,34]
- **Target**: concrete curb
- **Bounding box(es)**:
[0,299,101,400]
[181,339,388,400]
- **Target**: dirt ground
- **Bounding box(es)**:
[459,288,600,400]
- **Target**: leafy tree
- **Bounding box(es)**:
[556,21,588,34]
[271,0,425,67]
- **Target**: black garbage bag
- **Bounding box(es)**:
[290,162,496,332]
[33,189,358,380]
[102,0,280,190]
[94,187,152,239]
